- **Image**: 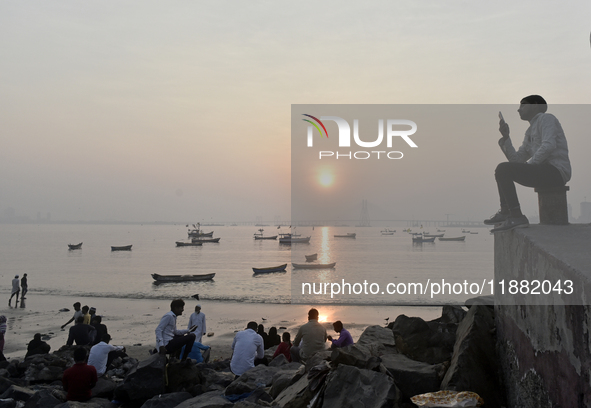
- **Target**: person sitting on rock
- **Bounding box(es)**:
[62,347,97,402]
[66,316,96,346]
[181,340,211,363]
[25,333,51,358]
[155,299,196,361]
[268,327,281,348]
[230,321,264,376]
[90,315,108,346]
[272,331,292,362]
[327,320,354,348]
[88,334,126,376]
[291,308,327,363]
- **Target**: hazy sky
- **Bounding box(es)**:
[1,1,591,223]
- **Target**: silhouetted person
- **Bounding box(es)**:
[26,333,51,358]
[20,274,28,299]
[81,306,91,325]
[230,321,264,376]
[9,275,19,306]
[155,299,196,361]
[485,95,571,232]
[268,327,281,348]
[272,332,292,362]
[66,316,96,346]
[327,320,354,348]
[0,316,6,361]
[90,315,108,346]
[61,302,83,329]
[291,308,327,363]
[62,347,97,402]
[257,324,270,349]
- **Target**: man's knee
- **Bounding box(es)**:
[494,162,513,180]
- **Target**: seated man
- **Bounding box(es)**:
[62,347,97,402]
[90,315,108,346]
[230,321,264,376]
[25,333,51,358]
[327,321,353,348]
[291,308,327,363]
[155,299,196,361]
[485,95,571,232]
[88,334,126,376]
[66,317,96,346]
[181,341,211,363]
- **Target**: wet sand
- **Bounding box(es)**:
[1,293,441,362]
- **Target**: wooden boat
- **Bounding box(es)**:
[191,237,221,243]
[68,242,83,250]
[152,273,215,282]
[253,229,278,240]
[292,262,336,269]
[334,233,356,238]
[176,241,203,246]
[412,237,435,243]
[305,253,318,262]
[279,233,310,244]
[423,233,444,238]
[187,223,214,238]
[111,245,132,251]
[438,236,466,241]
[252,264,288,274]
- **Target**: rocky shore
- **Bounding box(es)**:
[0,302,504,408]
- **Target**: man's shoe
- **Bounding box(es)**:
[490,215,529,232]
[484,211,509,225]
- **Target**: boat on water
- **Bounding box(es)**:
[438,236,466,241]
[423,233,444,238]
[412,237,435,243]
[381,229,395,235]
[462,230,471,233]
[111,245,132,251]
[176,241,203,246]
[292,262,336,269]
[437,229,446,232]
[305,253,318,262]
[187,223,214,238]
[334,233,356,238]
[252,264,288,274]
[152,273,215,282]
[191,237,221,243]
[253,229,277,240]
[278,233,310,244]
[68,242,83,250]
[469,232,479,234]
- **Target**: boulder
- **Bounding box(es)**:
[441,304,504,408]
[435,305,467,324]
[0,399,16,408]
[24,366,64,383]
[91,377,117,399]
[391,315,456,364]
[166,362,204,393]
[303,351,331,372]
[54,399,110,408]
[225,364,280,395]
[357,325,396,353]
[269,364,305,399]
[0,385,36,402]
[380,353,446,400]
[268,354,288,367]
[199,368,236,392]
[23,389,62,408]
[273,375,313,408]
[113,353,167,402]
[0,378,17,395]
[174,391,233,408]
[140,392,193,408]
[330,344,374,369]
[321,365,399,408]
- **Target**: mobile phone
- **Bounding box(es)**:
[498,111,505,122]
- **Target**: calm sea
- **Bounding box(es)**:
[0,224,493,305]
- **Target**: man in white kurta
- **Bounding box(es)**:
[230,321,264,376]
[187,304,206,344]
[88,334,125,376]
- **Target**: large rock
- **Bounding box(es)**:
[174,391,233,408]
[54,399,110,408]
[166,362,204,393]
[0,378,17,395]
[113,353,166,402]
[330,344,374,369]
[0,399,16,408]
[434,306,467,324]
[140,392,193,408]
[269,364,305,399]
[380,353,447,400]
[321,365,399,408]
[391,315,456,364]
[0,385,36,402]
[273,375,313,408]
[23,389,63,408]
[24,366,64,383]
[357,325,396,354]
[91,377,117,399]
[225,364,280,396]
[441,304,504,408]
[199,368,236,392]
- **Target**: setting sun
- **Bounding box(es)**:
[318,169,335,187]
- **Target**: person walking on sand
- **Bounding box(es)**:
[485,95,571,232]
[62,347,97,402]
[61,302,83,330]
[20,274,28,299]
[155,299,196,361]
[230,321,264,376]
[187,304,206,344]
[327,320,354,348]
[9,275,20,306]
[291,308,327,363]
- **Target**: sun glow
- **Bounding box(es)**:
[318,169,335,187]
[318,315,328,323]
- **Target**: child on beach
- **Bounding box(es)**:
[272,332,292,362]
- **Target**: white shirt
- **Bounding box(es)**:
[88,341,124,376]
[155,311,188,348]
[188,312,206,342]
[11,278,19,294]
[230,328,264,376]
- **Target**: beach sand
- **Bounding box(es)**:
[1,293,442,362]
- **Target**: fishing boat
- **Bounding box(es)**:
[305,253,318,262]
[334,233,356,238]
[438,236,466,241]
[151,273,215,282]
[412,236,435,243]
[175,241,203,246]
[279,233,310,244]
[423,233,444,238]
[381,229,395,235]
[191,237,221,243]
[187,223,214,238]
[68,242,83,250]
[111,245,132,251]
[253,229,277,240]
[252,264,288,274]
[292,262,336,269]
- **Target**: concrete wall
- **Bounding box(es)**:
[495,224,591,408]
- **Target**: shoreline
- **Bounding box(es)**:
[1,293,442,361]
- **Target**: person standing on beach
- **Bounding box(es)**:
[187,304,206,344]
[62,347,97,402]
[155,299,196,361]
[327,320,354,348]
[9,275,20,306]
[61,302,83,330]
[81,306,91,325]
[66,317,96,346]
[485,95,571,232]
[20,274,28,299]
[291,308,327,363]
[230,321,264,376]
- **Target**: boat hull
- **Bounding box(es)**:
[334,233,356,238]
[191,238,221,243]
[152,273,215,282]
[292,262,336,269]
[68,242,83,250]
[176,241,203,246]
[252,264,288,274]
[254,235,278,240]
[412,237,435,243]
[111,245,132,251]
[305,253,318,262]
[438,236,466,241]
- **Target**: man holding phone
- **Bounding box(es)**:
[485,95,571,232]
[155,299,196,361]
